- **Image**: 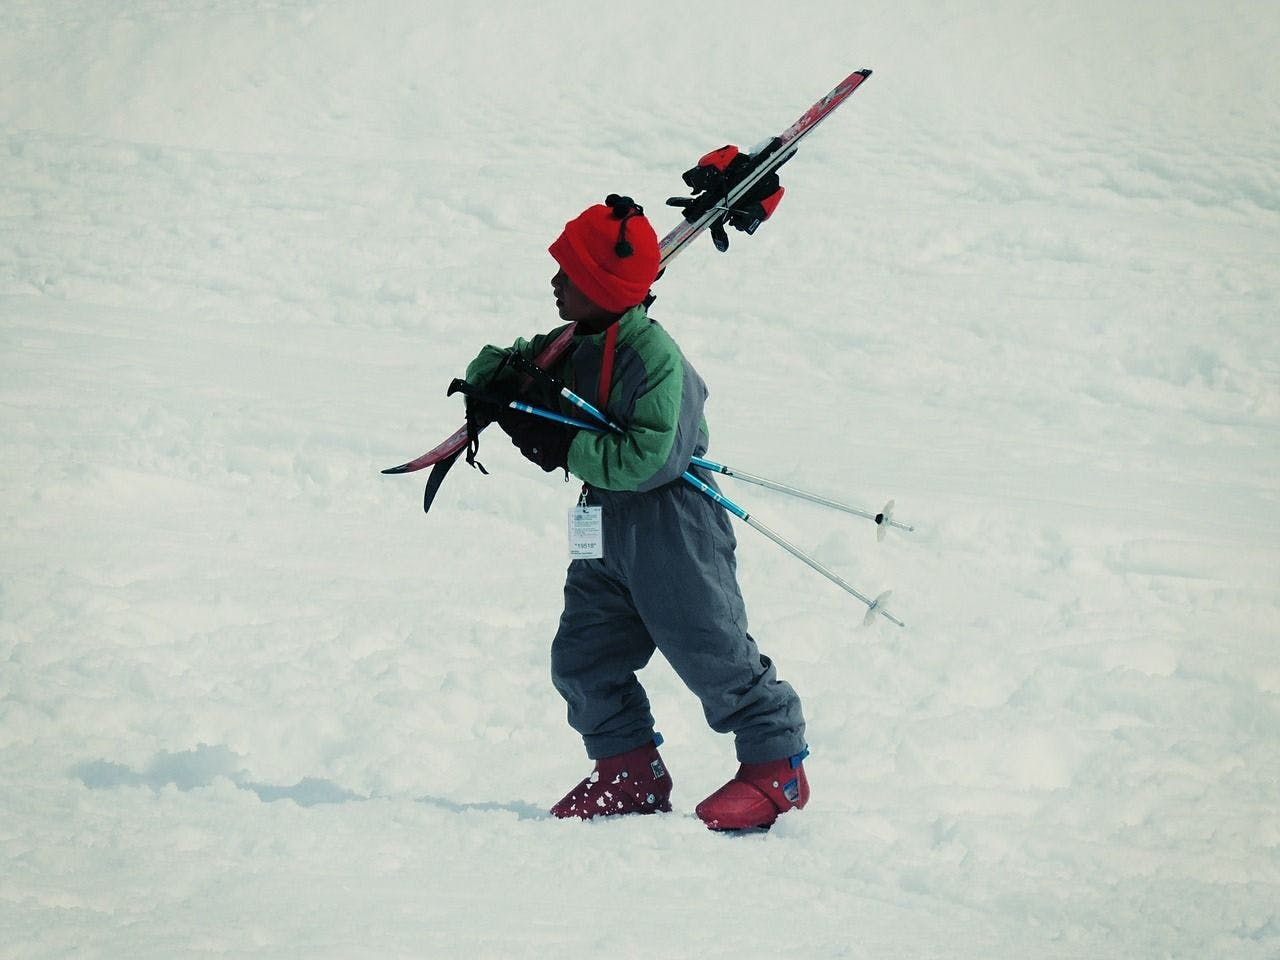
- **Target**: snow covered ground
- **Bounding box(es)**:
[3,1,1278,956]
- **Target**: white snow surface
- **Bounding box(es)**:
[3,1,1279,957]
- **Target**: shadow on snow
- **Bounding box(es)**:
[70,743,546,818]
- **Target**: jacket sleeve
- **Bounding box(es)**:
[567,331,704,492]
[464,325,571,400]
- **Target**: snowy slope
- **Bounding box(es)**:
[3,1,1279,957]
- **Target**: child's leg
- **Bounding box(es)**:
[628,484,807,764]
[551,558,660,760]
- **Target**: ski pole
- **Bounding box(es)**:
[508,401,601,432]
[510,400,913,539]
[513,392,904,627]
[693,457,913,541]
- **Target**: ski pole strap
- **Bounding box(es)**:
[463,403,488,474]
[446,378,491,474]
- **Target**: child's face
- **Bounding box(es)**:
[551,268,619,333]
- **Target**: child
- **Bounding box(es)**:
[464,195,809,830]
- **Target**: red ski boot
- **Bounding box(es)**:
[550,736,673,820]
[695,749,810,831]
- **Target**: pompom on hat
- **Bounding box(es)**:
[549,194,660,314]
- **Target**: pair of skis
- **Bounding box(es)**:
[382,68,871,480]
[383,69,910,625]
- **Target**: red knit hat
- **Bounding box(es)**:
[549,195,660,313]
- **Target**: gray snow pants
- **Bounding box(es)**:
[551,473,806,764]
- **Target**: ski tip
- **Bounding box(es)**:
[381,464,413,475]
[859,68,873,78]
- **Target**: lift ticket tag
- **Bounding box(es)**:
[568,503,603,559]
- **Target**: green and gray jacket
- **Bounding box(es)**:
[466,305,709,492]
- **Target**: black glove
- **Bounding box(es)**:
[666,143,786,251]
[725,170,784,235]
[496,408,575,473]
